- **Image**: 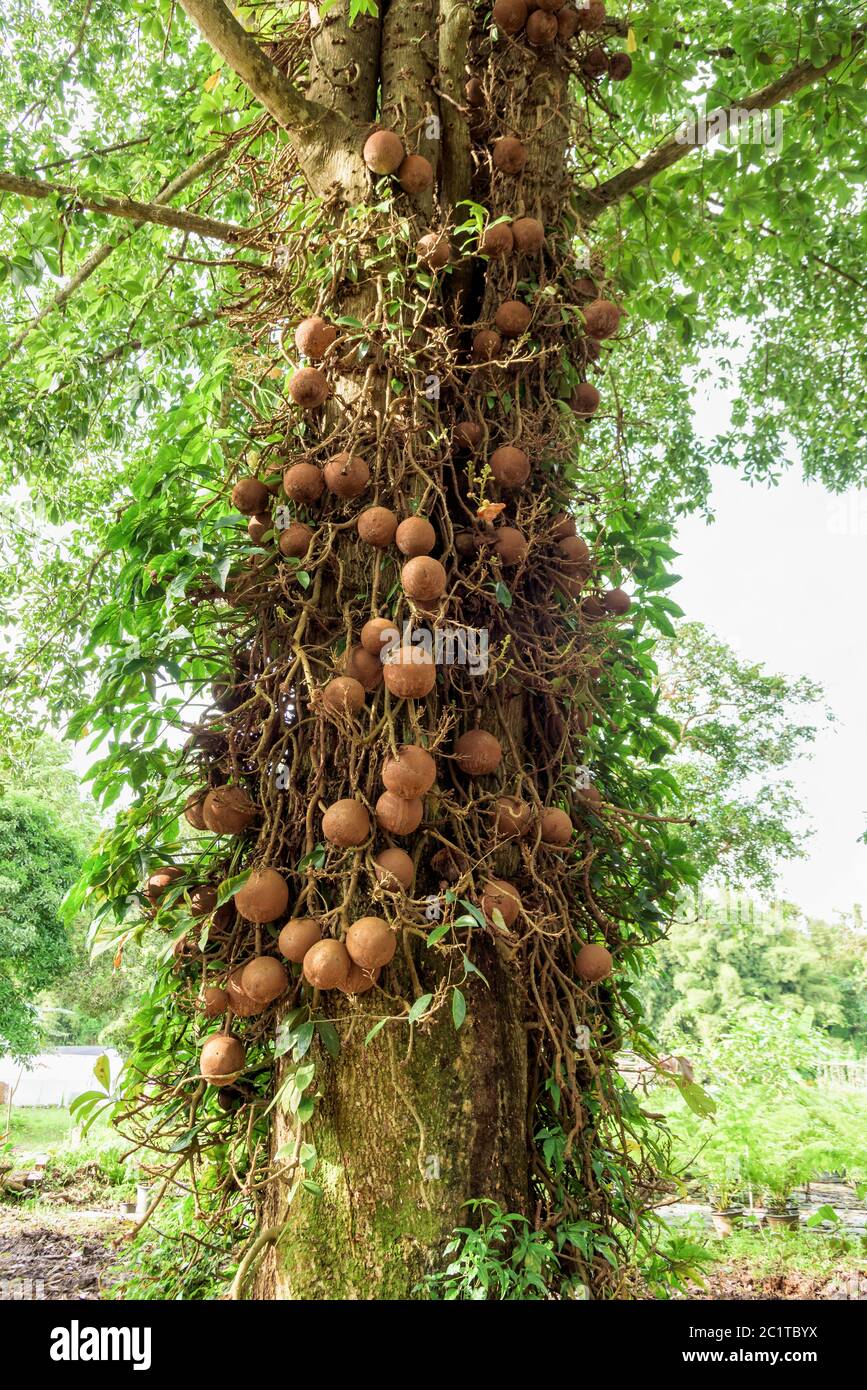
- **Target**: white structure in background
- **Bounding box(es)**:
[0,1047,123,1107]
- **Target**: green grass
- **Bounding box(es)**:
[4,1105,114,1156]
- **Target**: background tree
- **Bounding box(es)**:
[643,898,867,1051]
[0,793,78,1059]
[0,0,863,1301]
[656,621,832,890]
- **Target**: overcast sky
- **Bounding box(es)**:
[674,400,866,921]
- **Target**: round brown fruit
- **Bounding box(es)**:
[278,917,323,963]
[382,745,436,799]
[550,512,576,541]
[226,967,265,1018]
[184,791,208,831]
[558,534,592,575]
[200,986,228,1020]
[322,798,371,847]
[493,526,528,567]
[540,807,574,846]
[454,419,483,450]
[577,782,603,810]
[571,382,601,417]
[416,232,450,268]
[200,1035,245,1084]
[465,78,484,107]
[493,0,528,32]
[575,941,613,982]
[278,522,314,558]
[361,617,398,655]
[395,516,436,557]
[324,452,369,499]
[189,885,218,917]
[303,938,351,990]
[581,594,606,621]
[346,916,397,971]
[363,129,405,175]
[283,461,324,504]
[345,644,384,691]
[537,0,566,9]
[203,786,257,836]
[401,556,446,602]
[357,505,398,547]
[578,0,607,31]
[482,878,521,929]
[398,154,434,194]
[511,217,545,253]
[454,729,502,776]
[472,329,502,361]
[583,45,610,79]
[234,868,288,924]
[375,790,424,836]
[231,477,269,515]
[382,647,436,699]
[527,10,557,45]
[583,299,622,339]
[373,847,415,891]
[603,587,631,616]
[321,676,366,715]
[145,866,183,904]
[609,52,633,81]
[495,300,532,337]
[556,7,580,39]
[495,796,533,838]
[492,137,527,175]
[242,956,288,1004]
[288,367,329,409]
[481,221,514,257]
[489,444,530,487]
[295,316,336,360]
[247,513,271,544]
[340,962,380,995]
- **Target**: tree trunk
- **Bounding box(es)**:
[262,940,527,1299]
[252,9,580,1301]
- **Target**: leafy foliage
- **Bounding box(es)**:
[655,622,831,888]
[0,792,79,1058]
[643,897,867,1051]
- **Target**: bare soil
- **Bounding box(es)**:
[0,1207,119,1300]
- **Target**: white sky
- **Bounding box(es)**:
[674,393,867,921]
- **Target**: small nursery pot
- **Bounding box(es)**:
[765,1208,800,1231]
[711,1207,744,1237]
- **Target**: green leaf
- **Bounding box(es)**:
[451,987,467,1029]
[316,1020,340,1059]
[408,993,433,1024]
[93,1053,111,1092]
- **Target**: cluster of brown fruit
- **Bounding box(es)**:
[490,0,633,83]
[362,129,434,194]
[184,29,635,1085]
[492,0,599,47]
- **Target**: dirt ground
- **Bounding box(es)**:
[693,1262,867,1300]
[0,1207,119,1300]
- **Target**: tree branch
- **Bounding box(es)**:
[176,0,366,199]
[576,30,864,222]
[0,169,248,243]
[1,147,230,365]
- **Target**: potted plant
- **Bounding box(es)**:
[704,1166,745,1236]
[752,1158,807,1231]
